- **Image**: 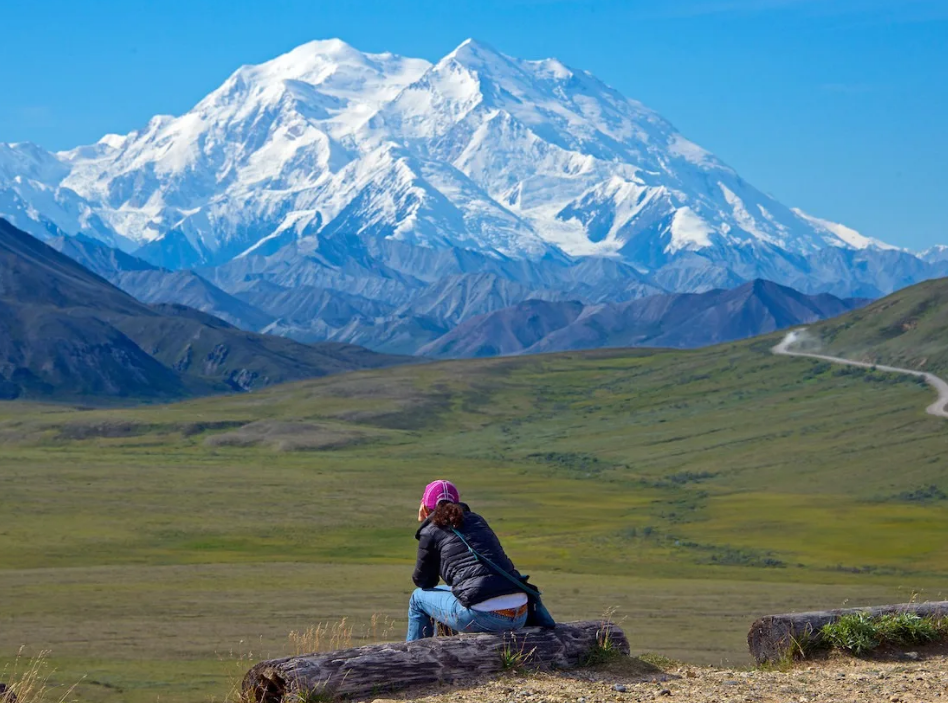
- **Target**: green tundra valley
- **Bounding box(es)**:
[3,281,948,701]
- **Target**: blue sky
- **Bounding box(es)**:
[1,0,945,249]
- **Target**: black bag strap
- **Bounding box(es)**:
[450,527,541,598]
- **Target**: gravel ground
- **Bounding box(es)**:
[372,650,948,703]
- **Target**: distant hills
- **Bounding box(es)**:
[0,219,405,401]
[48,234,272,332]
[419,280,866,358]
[814,277,948,378]
[42,226,867,359]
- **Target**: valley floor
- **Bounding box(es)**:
[2,339,947,701]
[380,650,948,703]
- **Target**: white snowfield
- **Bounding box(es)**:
[0,38,899,268]
[773,330,948,419]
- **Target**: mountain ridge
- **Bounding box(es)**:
[0,219,406,401]
[0,37,933,301]
[40,224,878,358]
[418,279,867,358]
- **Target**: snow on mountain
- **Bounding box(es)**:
[0,36,929,297]
[46,40,432,262]
[363,38,884,267]
[919,244,948,263]
[791,208,899,251]
[0,142,128,248]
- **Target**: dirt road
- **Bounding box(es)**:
[773,329,948,419]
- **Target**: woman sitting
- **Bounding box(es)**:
[407,479,528,641]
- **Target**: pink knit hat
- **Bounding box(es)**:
[422,479,460,511]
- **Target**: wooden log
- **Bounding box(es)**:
[243,620,628,702]
[748,600,948,663]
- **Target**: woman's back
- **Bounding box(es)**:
[414,506,524,607]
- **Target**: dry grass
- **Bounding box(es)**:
[289,619,355,656]
[288,614,399,655]
[212,645,266,703]
[0,648,81,703]
[209,615,400,703]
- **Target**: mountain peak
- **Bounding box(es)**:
[219,38,430,99]
[451,37,497,54]
[235,38,372,84]
[444,38,510,68]
[280,38,371,65]
[301,37,357,53]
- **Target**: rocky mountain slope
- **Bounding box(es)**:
[48,234,273,331]
[1,38,943,310]
[0,219,404,401]
[419,280,865,358]
[45,231,867,357]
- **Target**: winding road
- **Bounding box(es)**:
[773,329,948,419]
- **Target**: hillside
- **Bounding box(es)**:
[48,234,273,331]
[419,280,864,358]
[0,218,405,400]
[812,276,948,377]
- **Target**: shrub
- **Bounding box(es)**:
[895,485,948,503]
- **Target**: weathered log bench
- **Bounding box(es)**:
[243,620,628,702]
[748,600,948,663]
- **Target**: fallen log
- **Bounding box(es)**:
[748,600,948,663]
[243,620,628,702]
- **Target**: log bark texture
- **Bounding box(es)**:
[748,601,948,664]
[243,620,627,701]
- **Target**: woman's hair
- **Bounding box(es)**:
[430,501,465,528]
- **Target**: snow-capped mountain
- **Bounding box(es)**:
[0,38,940,309]
[920,245,948,264]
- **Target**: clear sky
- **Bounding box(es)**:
[1,0,945,249]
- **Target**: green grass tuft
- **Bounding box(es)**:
[876,612,940,645]
[821,613,881,655]
[499,637,536,672]
[820,612,946,656]
[582,609,626,667]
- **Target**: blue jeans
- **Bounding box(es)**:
[406,586,528,642]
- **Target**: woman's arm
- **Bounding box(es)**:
[412,530,441,588]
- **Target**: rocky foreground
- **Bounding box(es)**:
[373,650,948,703]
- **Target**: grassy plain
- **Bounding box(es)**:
[1,335,947,701]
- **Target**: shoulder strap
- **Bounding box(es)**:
[451,527,541,598]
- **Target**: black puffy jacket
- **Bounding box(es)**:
[413,503,524,608]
